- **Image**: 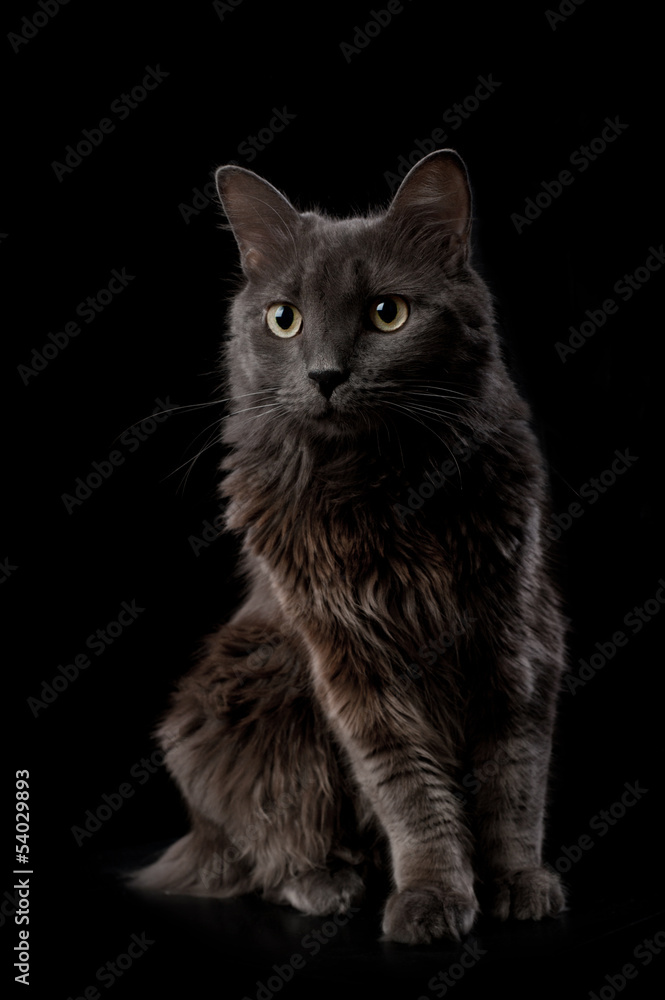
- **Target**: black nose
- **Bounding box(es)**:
[308,368,349,399]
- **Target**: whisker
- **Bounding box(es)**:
[224,400,283,419]
[113,388,280,442]
[382,401,462,485]
[398,379,479,394]
[383,400,442,439]
[177,425,222,493]
[380,412,405,470]
[165,401,286,490]
[182,416,226,451]
[387,399,466,425]
[402,389,472,401]
[164,428,222,490]
[397,402,461,420]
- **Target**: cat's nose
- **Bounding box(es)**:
[308,368,349,399]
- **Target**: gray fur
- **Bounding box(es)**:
[132,151,567,943]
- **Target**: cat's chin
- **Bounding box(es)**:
[308,414,359,441]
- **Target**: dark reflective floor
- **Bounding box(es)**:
[48,842,664,999]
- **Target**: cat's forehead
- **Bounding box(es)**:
[302,213,374,257]
[295,212,391,289]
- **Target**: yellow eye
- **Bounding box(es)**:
[266,303,303,338]
[369,295,409,332]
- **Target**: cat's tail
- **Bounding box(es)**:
[127,825,253,898]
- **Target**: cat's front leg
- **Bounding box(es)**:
[470,709,566,922]
[309,648,478,944]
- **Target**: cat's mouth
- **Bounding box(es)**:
[305,392,362,437]
[313,402,343,428]
[315,399,337,417]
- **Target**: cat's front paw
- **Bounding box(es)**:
[491,866,565,921]
[382,885,479,944]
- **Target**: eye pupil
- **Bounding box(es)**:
[275,305,294,330]
[376,299,397,324]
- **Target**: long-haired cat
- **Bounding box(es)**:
[133,149,566,943]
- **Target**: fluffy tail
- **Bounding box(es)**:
[128,825,253,898]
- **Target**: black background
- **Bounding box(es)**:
[4,1,663,997]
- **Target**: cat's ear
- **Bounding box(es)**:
[215,165,299,275]
[386,149,471,258]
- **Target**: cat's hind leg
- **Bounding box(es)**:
[130,616,365,914]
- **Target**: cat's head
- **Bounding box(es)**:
[216,151,499,448]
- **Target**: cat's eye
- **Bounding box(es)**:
[369,295,409,332]
[266,303,303,338]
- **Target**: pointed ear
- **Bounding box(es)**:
[386,149,472,257]
[215,165,300,275]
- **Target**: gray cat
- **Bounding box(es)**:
[133,150,567,944]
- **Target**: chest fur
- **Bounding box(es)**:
[225,451,523,663]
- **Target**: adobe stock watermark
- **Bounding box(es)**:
[542,447,638,549]
[564,578,665,695]
[200,600,476,698]
[226,618,311,696]
[240,908,360,1000]
[51,65,169,182]
[188,510,225,555]
[453,741,514,808]
[70,728,184,846]
[27,599,145,717]
[0,557,18,585]
[511,115,628,233]
[8,0,71,53]
[552,780,648,876]
[237,106,297,164]
[392,427,491,523]
[178,107,296,223]
[546,0,586,32]
[418,940,487,999]
[395,611,478,688]
[588,929,665,1000]
[65,931,155,998]
[339,1,412,63]
[212,0,246,21]
[178,175,219,225]
[199,774,318,891]
[60,396,175,514]
[554,244,665,362]
[17,267,135,385]
[384,73,502,194]
[0,885,23,930]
